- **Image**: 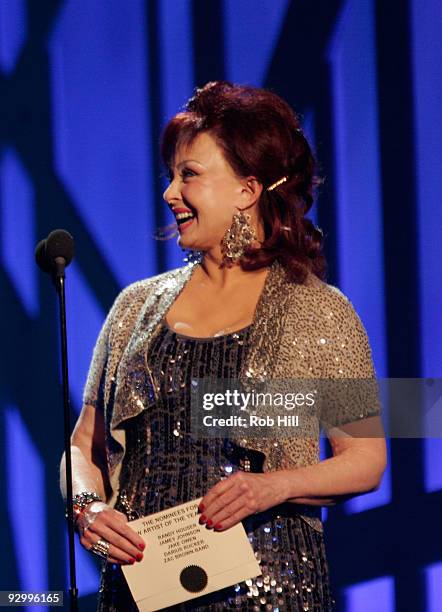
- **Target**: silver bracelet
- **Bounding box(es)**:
[67,491,103,522]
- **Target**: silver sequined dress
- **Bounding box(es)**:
[97,320,335,611]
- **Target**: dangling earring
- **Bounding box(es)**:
[220,209,258,267]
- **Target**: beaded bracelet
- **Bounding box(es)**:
[66,491,103,522]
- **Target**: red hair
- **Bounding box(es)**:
[161,81,326,283]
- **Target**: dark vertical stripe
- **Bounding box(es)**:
[375,0,421,378]
[192,0,225,86]
[376,1,425,611]
[313,60,339,286]
[264,0,344,285]
[146,0,168,272]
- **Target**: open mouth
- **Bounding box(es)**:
[173,206,197,230]
[175,211,195,225]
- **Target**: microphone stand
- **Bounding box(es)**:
[54,258,78,612]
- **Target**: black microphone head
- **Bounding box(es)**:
[35,238,52,273]
[46,229,75,266]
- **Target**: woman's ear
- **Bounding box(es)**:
[241,176,263,206]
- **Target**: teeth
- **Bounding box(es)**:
[175,212,194,220]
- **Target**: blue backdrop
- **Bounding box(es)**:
[0,1,441,610]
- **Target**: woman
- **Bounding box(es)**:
[60,81,386,611]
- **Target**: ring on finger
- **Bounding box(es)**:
[90,538,110,559]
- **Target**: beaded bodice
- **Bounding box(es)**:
[115,320,257,518]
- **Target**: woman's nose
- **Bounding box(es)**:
[163,179,179,203]
[162,183,171,203]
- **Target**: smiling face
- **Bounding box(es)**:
[163,132,263,258]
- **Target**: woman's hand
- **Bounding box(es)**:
[198,471,287,531]
[76,502,146,565]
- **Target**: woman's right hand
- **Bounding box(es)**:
[76,502,146,565]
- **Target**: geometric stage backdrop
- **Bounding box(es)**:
[0,1,440,610]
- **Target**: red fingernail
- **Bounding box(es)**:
[136,553,143,561]
[129,558,136,564]
[206,519,213,528]
[199,503,205,512]
[214,523,223,530]
[199,514,207,524]
[138,543,145,551]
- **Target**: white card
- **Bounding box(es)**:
[121,498,261,611]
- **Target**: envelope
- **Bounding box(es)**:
[121,498,261,611]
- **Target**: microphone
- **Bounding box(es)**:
[35,228,79,610]
[35,229,75,278]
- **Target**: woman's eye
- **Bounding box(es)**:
[181,168,196,179]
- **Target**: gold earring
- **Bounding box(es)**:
[220,209,258,266]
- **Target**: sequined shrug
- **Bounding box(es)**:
[83,259,378,534]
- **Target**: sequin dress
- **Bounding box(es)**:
[97,320,335,611]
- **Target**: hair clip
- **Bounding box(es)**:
[267,176,288,191]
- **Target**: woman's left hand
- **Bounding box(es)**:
[198,471,287,531]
